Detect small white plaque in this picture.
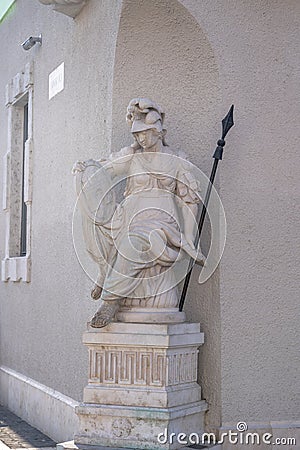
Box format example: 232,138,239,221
49,62,64,100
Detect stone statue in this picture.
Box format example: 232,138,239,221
73,98,204,328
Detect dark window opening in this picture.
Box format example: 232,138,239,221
20,103,28,256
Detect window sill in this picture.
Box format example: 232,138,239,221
1,257,31,282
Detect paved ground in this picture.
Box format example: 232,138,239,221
0,406,56,449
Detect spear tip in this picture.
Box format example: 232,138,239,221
222,104,234,139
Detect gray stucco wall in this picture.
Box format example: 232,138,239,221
0,0,299,435
180,0,300,425
0,0,122,401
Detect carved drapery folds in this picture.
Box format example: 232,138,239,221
38,0,88,18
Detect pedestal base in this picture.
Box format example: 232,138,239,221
116,308,186,324
75,401,207,450
75,322,207,450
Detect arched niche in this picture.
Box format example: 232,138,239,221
110,0,222,431
111,0,220,169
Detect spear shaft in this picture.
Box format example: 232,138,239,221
179,105,234,312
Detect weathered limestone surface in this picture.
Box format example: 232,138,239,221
74,322,207,450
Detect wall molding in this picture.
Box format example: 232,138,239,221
2,63,33,282
38,0,89,18
0,366,79,442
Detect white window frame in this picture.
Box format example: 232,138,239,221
1,62,33,282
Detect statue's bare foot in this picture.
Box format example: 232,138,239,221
91,284,102,300
90,300,119,328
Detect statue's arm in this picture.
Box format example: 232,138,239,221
72,146,134,177
99,146,134,177
182,202,198,248
176,168,205,264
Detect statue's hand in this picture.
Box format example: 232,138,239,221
72,160,86,174
195,250,206,266
182,239,206,266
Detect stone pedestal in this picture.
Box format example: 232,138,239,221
74,321,207,450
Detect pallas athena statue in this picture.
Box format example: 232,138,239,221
73,98,205,328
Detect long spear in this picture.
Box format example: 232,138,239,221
179,105,234,312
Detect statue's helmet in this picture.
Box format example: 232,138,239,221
126,98,165,133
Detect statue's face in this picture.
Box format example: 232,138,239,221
134,129,160,150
